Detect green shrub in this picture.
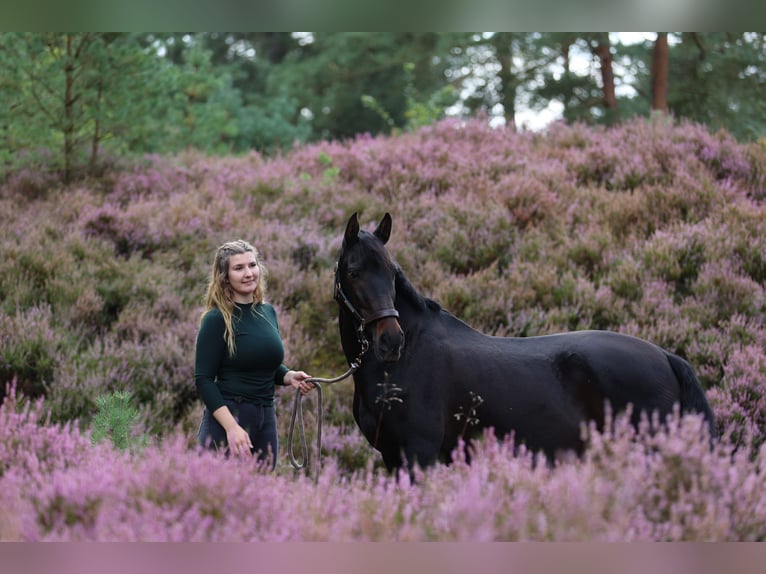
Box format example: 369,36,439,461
90,391,148,451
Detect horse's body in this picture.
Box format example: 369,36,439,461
336,213,716,472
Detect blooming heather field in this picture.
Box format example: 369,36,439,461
1,117,766,540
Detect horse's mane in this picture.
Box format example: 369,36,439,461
394,265,442,313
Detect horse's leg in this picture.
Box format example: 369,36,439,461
380,445,404,473
402,426,443,472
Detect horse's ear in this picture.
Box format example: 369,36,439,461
374,212,392,244
344,212,360,246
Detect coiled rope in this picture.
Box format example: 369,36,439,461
287,360,361,476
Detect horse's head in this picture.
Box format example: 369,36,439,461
336,212,405,362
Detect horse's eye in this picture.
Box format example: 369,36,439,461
347,269,360,280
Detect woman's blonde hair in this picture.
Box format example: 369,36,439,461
201,239,267,356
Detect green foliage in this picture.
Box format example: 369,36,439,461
1,31,766,177
0,33,169,182
360,95,396,130
523,33,604,124
667,33,766,142
156,42,244,154
90,391,147,451
234,90,312,154
271,33,457,140
363,61,458,134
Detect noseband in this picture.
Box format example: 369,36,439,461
334,280,399,330
333,263,399,334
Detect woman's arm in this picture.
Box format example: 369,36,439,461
194,310,228,412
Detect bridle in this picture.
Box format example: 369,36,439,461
333,262,400,341
287,259,400,476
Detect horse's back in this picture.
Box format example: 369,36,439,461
436,327,684,454
514,330,681,415
450,325,678,398
549,330,679,403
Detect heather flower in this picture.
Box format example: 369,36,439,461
3,115,766,540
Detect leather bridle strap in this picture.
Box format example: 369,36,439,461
362,306,400,324
334,281,399,330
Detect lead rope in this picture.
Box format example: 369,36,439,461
287,337,369,480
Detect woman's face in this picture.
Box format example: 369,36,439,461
226,252,260,303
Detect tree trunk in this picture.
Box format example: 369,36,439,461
651,33,669,113
561,38,573,120
64,34,74,185
490,33,517,129
89,79,103,175
595,33,618,119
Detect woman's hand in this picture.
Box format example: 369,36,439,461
284,370,315,395
211,405,253,457
226,424,253,457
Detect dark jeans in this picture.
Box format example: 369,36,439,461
197,400,278,469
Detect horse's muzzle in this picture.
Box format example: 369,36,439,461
373,318,405,362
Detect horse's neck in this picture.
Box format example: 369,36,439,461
394,268,431,314
395,268,479,336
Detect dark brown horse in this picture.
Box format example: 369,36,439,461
335,212,716,472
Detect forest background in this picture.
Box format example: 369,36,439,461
2,32,766,541
1,32,765,184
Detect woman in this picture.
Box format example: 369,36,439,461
195,239,314,467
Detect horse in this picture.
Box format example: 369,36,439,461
334,212,716,473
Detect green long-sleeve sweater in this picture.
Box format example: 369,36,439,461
194,302,290,411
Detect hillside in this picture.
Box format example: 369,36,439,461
1,117,766,540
